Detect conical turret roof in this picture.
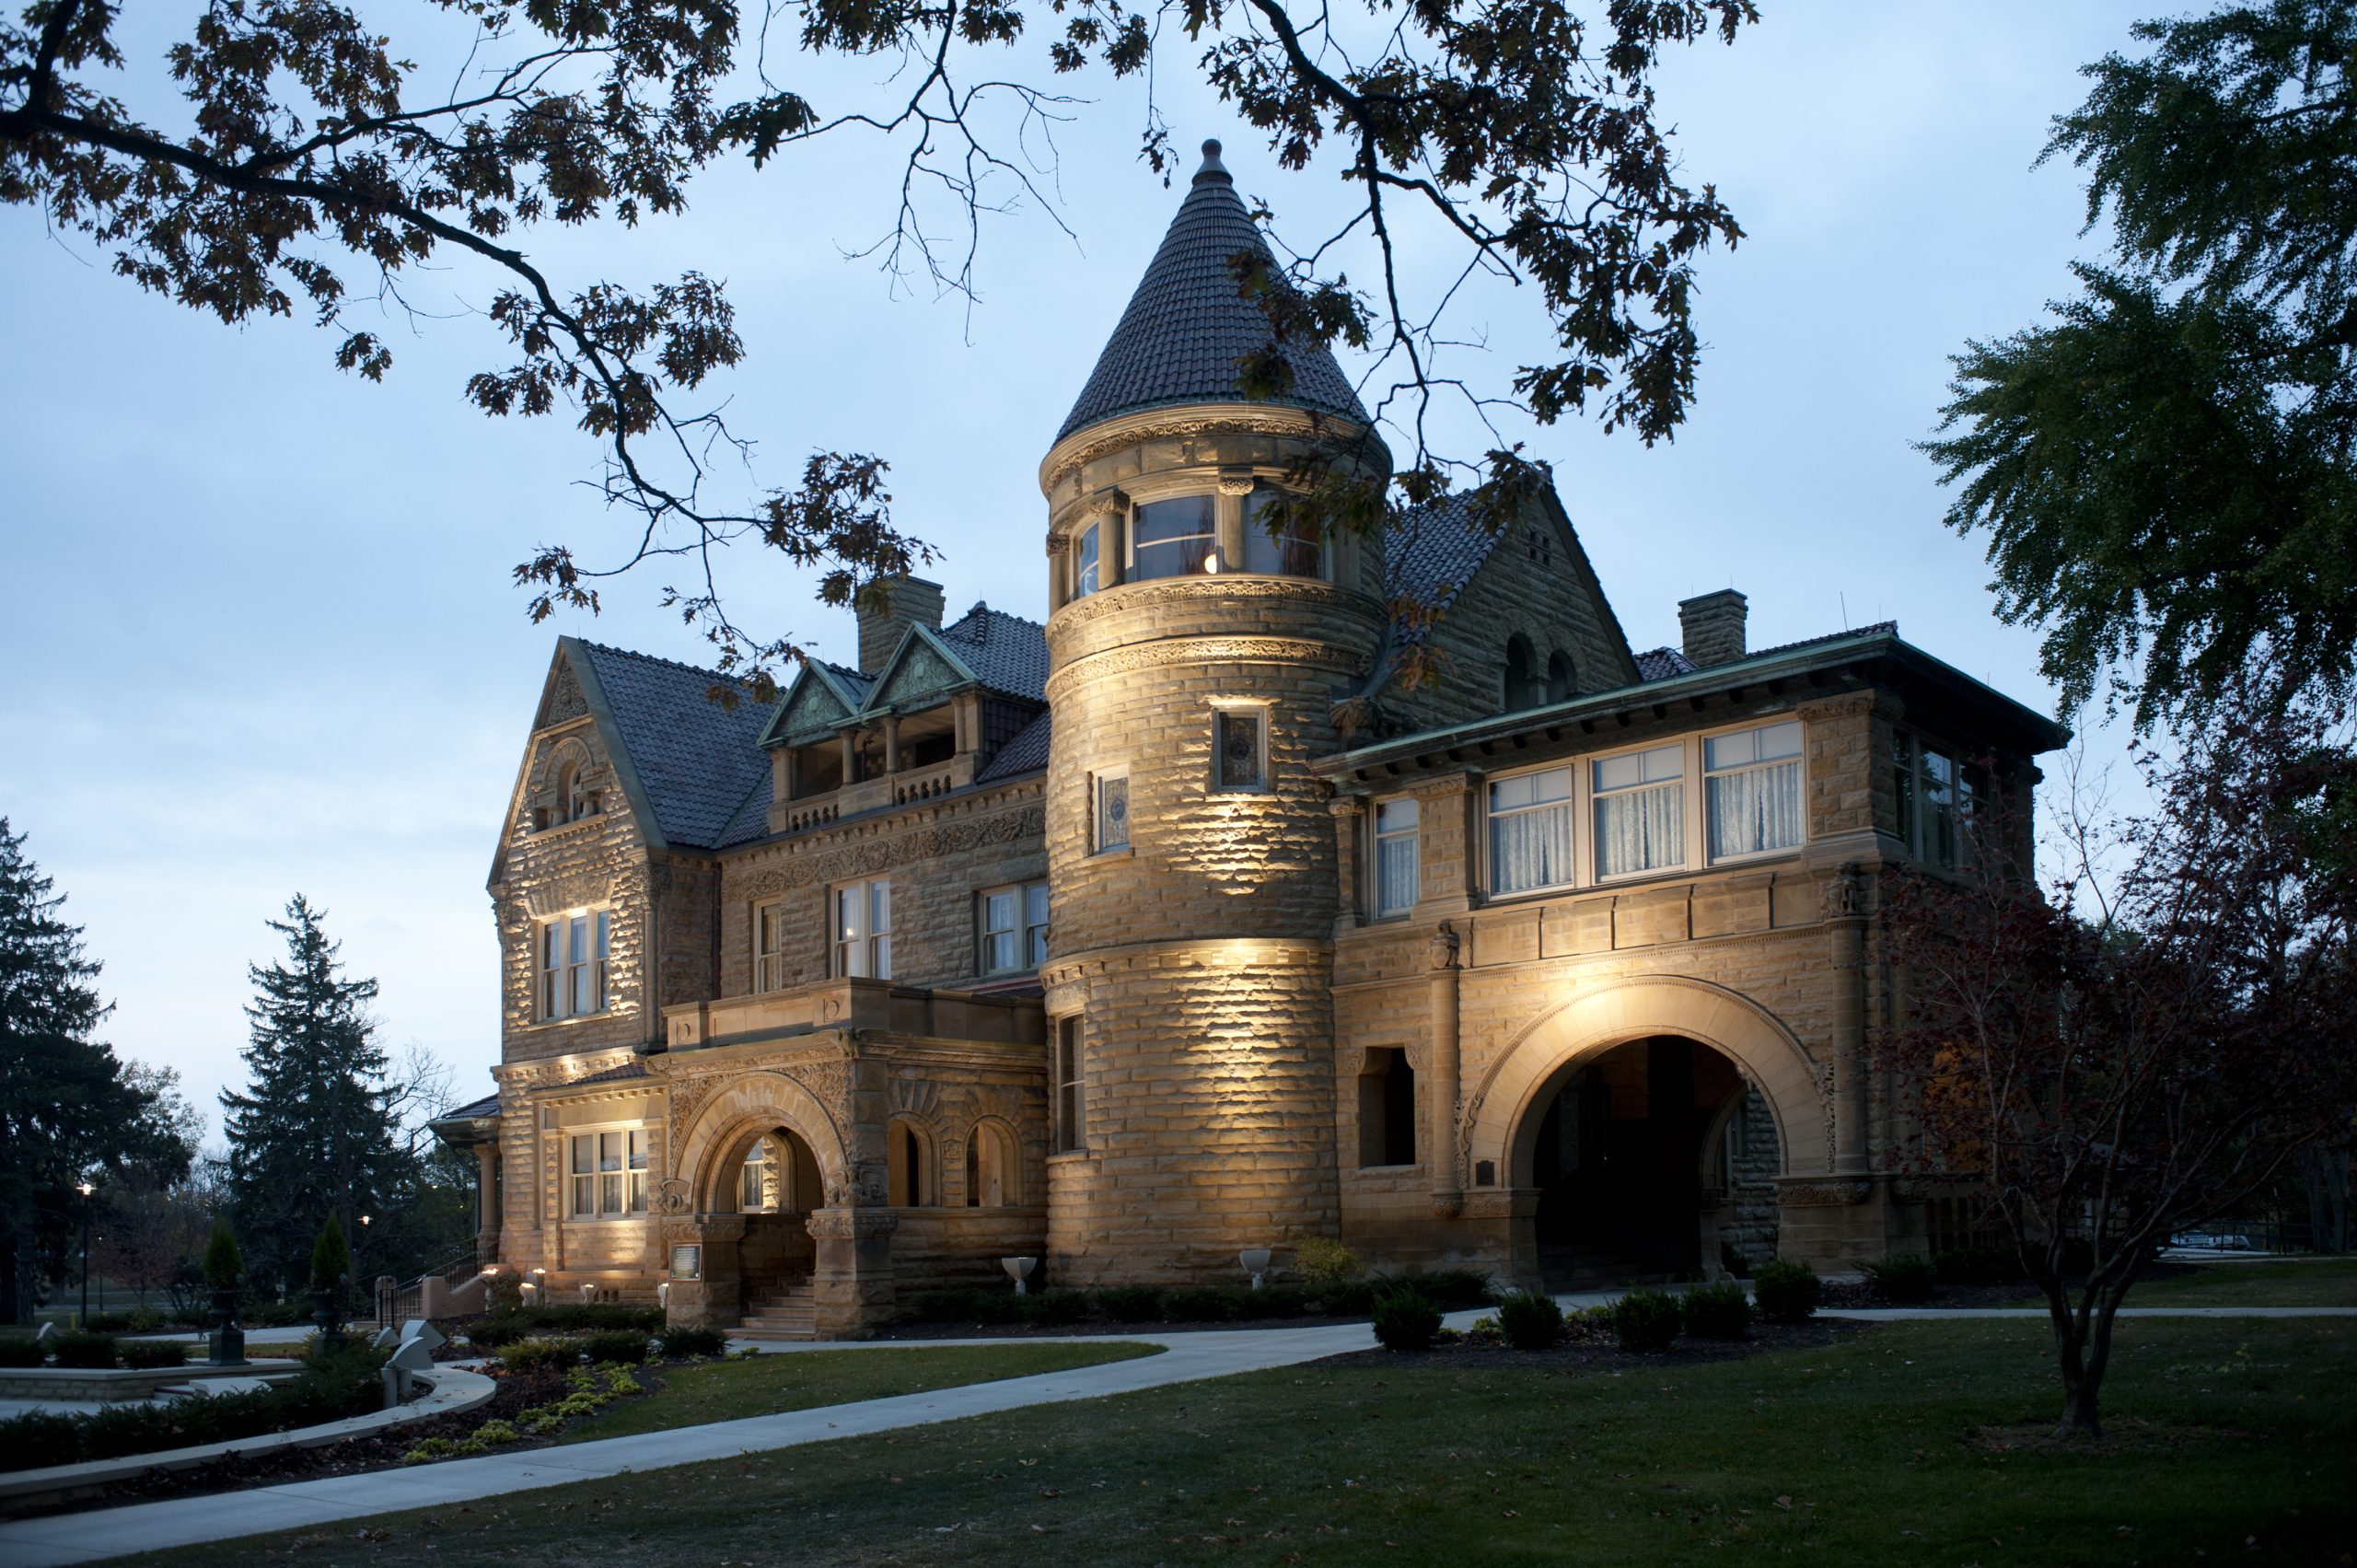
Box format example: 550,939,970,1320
1055,141,1372,444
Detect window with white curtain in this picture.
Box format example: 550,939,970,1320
1374,796,1420,915
1593,743,1686,877
1488,767,1575,895
1705,721,1805,860
569,1128,649,1217
832,878,891,978
538,910,610,1020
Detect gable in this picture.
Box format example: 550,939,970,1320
534,648,590,731
764,668,854,747
866,625,976,714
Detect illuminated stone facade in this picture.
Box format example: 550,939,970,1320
441,144,2065,1336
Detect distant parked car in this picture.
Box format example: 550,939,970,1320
2168,1231,2254,1250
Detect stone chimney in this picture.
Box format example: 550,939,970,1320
856,575,946,674
1678,589,1748,668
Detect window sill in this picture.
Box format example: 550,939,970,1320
1046,1148,1093,1163
562,1214,652,1225
1086,846,1134,862
521,1011,616,1031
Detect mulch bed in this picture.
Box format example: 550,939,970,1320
3,1362,676,1520
1311,1315,1872,1373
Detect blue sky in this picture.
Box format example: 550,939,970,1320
0,3,2153,1133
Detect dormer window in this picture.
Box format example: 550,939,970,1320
1242,489,1324,578
1132,495,1217,579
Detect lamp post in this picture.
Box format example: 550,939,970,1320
75,1181,94,1324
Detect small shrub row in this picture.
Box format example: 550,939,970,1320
1494,1289,1564,1350
1861,1253,1939,1304
1612,1289,1684,1352
119,1340,192,1370
0,1332,184,1371
1371,1289,1444,1352
0,1344,389,1473
902,1271,1488,1328
656,1326,727,1358
1679,1283,1751,1340
464,1305,665,1348
0,1339,41,1368
83,1307,174,1335
1752,1260,1820,1323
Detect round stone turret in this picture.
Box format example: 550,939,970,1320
1037,142,1391,1285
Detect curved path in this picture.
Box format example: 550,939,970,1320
4,1302,2352,1567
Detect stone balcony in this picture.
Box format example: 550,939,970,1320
770,753,979,835
661,976,1045,1055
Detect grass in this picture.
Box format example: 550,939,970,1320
557,1342,1162,1443
2090,1257,2357,1308
128,1317,2353,1565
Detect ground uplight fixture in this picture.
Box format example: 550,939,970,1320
1239,1249,1272,1290
581,1282,595,1304
76,1181,93,1197
1002,1256,1038,1295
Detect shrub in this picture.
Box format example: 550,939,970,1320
1392,1269,1495,1308
0,1338,43,1368
1611,1289,1682,1353
51,1331,118,1369
0,1411,82,1472
1933,1243,2026,1286
1245,1285,1308,1319
1752,1260,1820,1323
1494,1289,1563,1350
1370,1290,1443,1352
1312,1279,1376,1317
87,1313,132,1334
0,1344,389,1470
485,1272,525,1314
244,1299,310,1329
473,1419,521,1444
656,1326,726,1358
1680,1283,1751,1340
119,1340,191,1370
903,1288,1021,1325
124,1306,168,1334
1161,1286,1242,1323
310,1214,352,1292
1096,1286,1165,1323
203,1218,243,1291
1018,1291,1092,1328
1296,1237,1362,1294
1862,1253,1938,1304
579,1330,652,1365
466,1305,667,1346
496,1336,582,1373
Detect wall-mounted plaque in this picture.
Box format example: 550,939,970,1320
668,1244,702,1281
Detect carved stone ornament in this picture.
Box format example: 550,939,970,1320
1040,408,1371,491
1047,637,1367,701
1216,469,1258,496
1045,573,1369,639
735,804,1047,900
1429,921,1462,972
786,1061,855,1117
1778,1179,1874,1208
652,1177,695,1217
537,657,589,730
1818,862,1864,922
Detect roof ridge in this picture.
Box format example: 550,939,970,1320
574,637,753,688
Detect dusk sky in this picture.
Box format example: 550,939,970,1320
0,3,2153,1140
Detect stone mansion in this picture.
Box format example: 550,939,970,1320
433,143,2065,1337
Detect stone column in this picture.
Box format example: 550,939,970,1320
1328,796,1365,935
882,714,902,775
841,730,859,785
473,1143,502,1260
1427,921,1463,1216
807,1207,899,1338
1824,864,1869,1176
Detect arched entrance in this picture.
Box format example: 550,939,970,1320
722,1124,826,1298
1525,1037,1782,1282
667,1072,861,1330
1462,976,1830,1287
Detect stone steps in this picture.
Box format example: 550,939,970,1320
737,1282,818,1341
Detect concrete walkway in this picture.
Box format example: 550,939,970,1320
5,1300,2353,1567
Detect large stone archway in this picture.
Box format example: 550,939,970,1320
663,1071,895,1337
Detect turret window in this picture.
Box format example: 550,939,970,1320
1212,704,1268,792
1132,495,1217,578
1242,489,1324,578
1073,520,1102,597
1092,769,1131,854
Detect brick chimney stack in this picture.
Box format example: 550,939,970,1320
1678,589,1748,668
856,575,946,673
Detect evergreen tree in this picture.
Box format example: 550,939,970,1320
0,818,189,1322
220,897,409,1293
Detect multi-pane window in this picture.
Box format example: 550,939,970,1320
753,901,788,993
981,880,1050,973
1073,519,1102,598
1213,706,1267,792
1375,796,1420,915
1094,769,1130,854
832,878,892,979
538,910,610,1020
1593,743,1686,878
1242,489,1323,577
569,1129,649,1218
1053,1016,1085,1153
1705,721,1805,859
739,1137,773,1213
1894,731,1981,870
1489,767,1575,895
1132,495,1217,578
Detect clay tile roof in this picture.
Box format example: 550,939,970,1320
575,641,773,850
936,604,1050,703
1056,141,1371,444
1634,646,1697,681
976,709,1052,783
1386,492,1507,615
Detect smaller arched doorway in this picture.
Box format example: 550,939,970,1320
723,1125,826,1299
1524,1036,1782,1283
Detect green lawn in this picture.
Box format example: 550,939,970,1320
557,1342,1161,1442
2098,1257,2357,1307
130,1317,2354,1565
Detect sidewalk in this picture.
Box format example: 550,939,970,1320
4,1300,2352,1566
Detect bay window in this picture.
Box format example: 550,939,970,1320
1593,743,1686,877
1489,766,1575,895
1242,489,1324,577
832,877,892,979
1705,720,1805,860
1132,495,1217,578
538,910,610,1020
1073,519,1102,598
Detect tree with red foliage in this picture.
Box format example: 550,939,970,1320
1878,691,2357,1438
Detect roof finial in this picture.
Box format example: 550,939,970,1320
1193,138,1231,186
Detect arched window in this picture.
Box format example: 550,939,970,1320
1503,636,1536,712
550,745,598,824
964,1120,1019,1207
740,1135,776,1214
888,1120,933,1207
1546,651,1574,703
